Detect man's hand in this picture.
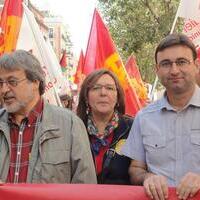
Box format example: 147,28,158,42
143,174,168,200
176,172,200,200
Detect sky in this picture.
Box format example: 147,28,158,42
31,0,97,56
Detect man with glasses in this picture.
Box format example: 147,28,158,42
0,50,96,184
122,33,200,200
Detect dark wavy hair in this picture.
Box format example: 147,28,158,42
77,69,125,125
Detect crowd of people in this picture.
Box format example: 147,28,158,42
0,33,200,200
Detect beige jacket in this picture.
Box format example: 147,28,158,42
0,102,97,183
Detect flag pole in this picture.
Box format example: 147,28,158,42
149,0,182,101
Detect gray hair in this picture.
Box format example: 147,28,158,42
0,50,45,95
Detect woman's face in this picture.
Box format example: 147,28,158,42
88,74,118,116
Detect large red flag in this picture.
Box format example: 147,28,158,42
60,50,67,72
83,9,141,116
74,50,85,85
125,55,148,106
0,0,23,55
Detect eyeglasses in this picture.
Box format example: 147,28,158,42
158,58,193,69
0,78,27,89
90,84,117,92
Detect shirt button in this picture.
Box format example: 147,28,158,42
15,172,19,176
28,124,31,127
17,151,21,155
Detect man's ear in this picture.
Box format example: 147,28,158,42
32,79,40,91
194,58,200,72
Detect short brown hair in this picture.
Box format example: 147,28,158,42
155,33,197,63
77,69,125,125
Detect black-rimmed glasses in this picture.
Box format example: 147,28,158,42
0,78,27,89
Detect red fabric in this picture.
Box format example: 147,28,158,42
0,184,198,200
83,9,141,116
7,99,43,183
74,50,85,84
0,0,23,55
7,0,23,17
125,55,147,106
125,55,142,79
59,50,67,68
91,132,114,175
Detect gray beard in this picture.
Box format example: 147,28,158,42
3,101,26,113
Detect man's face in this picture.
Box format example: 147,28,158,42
156,45,199,94
0,68,40,114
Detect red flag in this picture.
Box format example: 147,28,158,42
74,50,85,85
60,50,67,72
125,55,148,106
83,9,141,116
0,0,23,55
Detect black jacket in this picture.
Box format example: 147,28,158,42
94,115,133,185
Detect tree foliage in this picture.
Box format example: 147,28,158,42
97,0,182,83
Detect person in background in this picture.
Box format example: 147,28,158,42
77,69,133,184
0,50,97,184
59,93,73,110
122,33,200,200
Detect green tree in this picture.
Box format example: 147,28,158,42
97,0,181,83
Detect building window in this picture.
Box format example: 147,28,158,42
49,28,54,38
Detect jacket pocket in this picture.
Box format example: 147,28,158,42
41,150,71,183
42,150,70,164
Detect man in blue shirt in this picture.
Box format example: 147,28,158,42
122,33,200,200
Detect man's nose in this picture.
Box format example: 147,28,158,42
1,82,11,93
170,62,180,74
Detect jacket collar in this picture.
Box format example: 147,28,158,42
112,116,132,145
0,101,60,140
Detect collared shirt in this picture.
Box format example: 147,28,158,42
121,86,200,187
7,99,43,183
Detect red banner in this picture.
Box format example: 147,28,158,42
0,184,200,200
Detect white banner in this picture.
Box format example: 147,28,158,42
182,19,200,50
17,4,69,105
177,0,200,21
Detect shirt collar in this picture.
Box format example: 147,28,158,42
160,85,200,111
